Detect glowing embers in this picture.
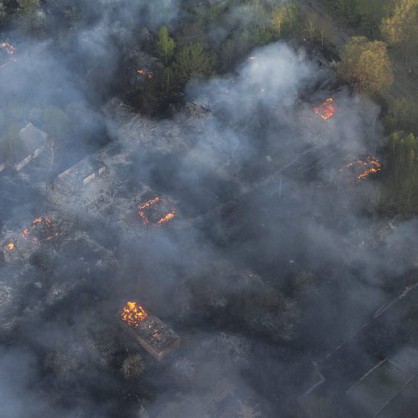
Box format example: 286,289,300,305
120,301,148,328
345,156,383,180
0,40,17,68
4,241,15,252
136,68,154,79
137,196,176,225
313,98,335,120
22,217,60,243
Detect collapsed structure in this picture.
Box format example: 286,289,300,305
22,216,60,244
313,98,335,120
345,155,383,180
119,301,180,361
14,123,48,172
137,196,176,225
57,155,106,188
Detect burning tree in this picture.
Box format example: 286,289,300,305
137,196,176,225
313,98,335,120
22,217,60,243
345,156,383,180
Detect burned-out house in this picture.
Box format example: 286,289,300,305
14,122,48,172
124,48,161,92
57,155,106,188
119,301,180,361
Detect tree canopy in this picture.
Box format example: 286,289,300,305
381,0,418,62
338,36,394,96
174,43,216,83
155,26,175,65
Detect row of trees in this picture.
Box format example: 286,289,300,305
384,132,418,216
143,1,338,106
321,0,418,215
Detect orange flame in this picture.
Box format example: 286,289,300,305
136,69,154,79
6,242,15,251
313,98,335,120
120,301,148,327
346,155,382,180
138,197,176,225
22,217,59,242
158,211,176,224
138,197,160,210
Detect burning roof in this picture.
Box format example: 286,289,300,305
137,196,176,225
313,98,335,120
22,216,60,244
345,156,383,180
119,301,180,360
120,301,148,327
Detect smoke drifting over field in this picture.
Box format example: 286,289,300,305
1,1,417,418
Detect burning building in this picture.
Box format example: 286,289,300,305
22,216,60,244
313,98,335,120
137,196,176,225
119,301,180,361
345,155,383,180
124,48,161,91
13,123,48,172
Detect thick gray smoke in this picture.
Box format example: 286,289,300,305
0,1,417,418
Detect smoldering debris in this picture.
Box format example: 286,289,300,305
0,2,417,418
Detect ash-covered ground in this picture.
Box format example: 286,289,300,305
1,2,418,418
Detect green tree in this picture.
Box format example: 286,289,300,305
270,2,300,39
18,0,45,36
385,97,418,134
338,36,393,96
301,11,335,46
381,0,418,63
174,43,216,83
155,26,175,65
385,131,418,215
219,38,236,71
161,65,175,95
